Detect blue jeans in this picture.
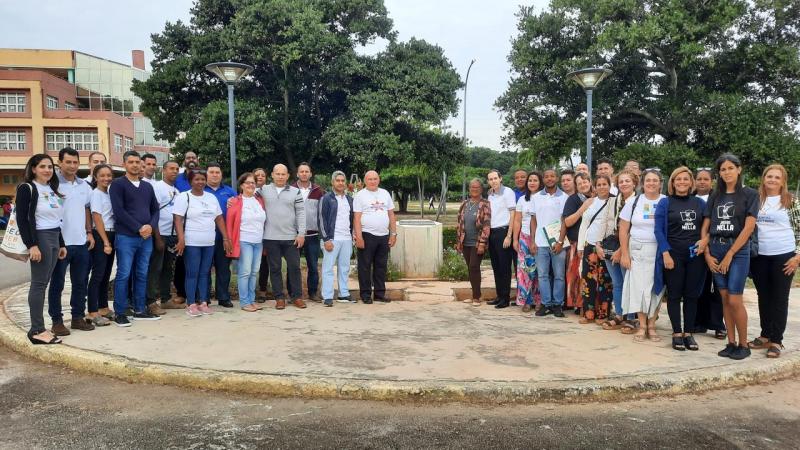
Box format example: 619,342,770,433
535,246,566,307
113,234,153,315
48,243,91,322
604,259,633,319
237,242,262,306
710,242,750,295
321,240,352,300
208,237,231,302
184,245,214,305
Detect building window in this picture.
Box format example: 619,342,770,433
45,130,99,151
46,96,58,110
0,93,26,113
0,131,26,150
65,102,76,110
2,175,20,185
114,134,122,153
124,136,132,153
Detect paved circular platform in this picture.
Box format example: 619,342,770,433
1,278,798,403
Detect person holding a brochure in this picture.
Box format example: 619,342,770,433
529,169,570,317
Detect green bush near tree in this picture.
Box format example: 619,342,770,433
437,248,469,281
442,227,458,251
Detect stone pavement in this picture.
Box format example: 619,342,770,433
1,271,798,403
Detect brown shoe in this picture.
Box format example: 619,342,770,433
161,299,186,309
522,304,532,313
70,318,95,331
148,303,167,316
310,295,323,303
276,299,286,310
293,298,307,309
51,322,71,336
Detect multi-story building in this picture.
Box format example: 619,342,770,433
0,48,171,196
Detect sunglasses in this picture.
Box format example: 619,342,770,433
644,167,661,173
696,167,712,172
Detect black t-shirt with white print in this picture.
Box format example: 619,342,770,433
704,187,759,238
667,194,703,254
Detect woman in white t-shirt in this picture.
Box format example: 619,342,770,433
87,164,115,326
174,169,231,317
226,172,267,312
749,164,800,358
512,172,542,311
576,175,614,324
619,169,666,342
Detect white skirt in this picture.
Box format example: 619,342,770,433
621,238,664,318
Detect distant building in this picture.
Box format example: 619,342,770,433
0,48,171,195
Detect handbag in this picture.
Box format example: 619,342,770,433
601,195,640,259
0,184,32,262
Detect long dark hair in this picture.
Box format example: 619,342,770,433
91,164,114,189
709,153,743,206
524,171,543,202
23,154,62,197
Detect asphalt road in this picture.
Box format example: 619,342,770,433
0,259,29,290
1,345,798,449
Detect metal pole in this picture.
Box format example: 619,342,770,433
227,83,237,187
462,59,475,201
585,89,593,173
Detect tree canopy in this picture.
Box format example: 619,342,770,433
496,0,800,178
132,0,464,179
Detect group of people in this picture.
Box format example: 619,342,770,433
18,149,398,346
456,156,799,360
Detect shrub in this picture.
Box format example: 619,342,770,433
386,259,404,281
437,248,469,281
442,226,458,250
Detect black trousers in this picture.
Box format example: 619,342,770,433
174,255,186,298
663,251,705,334
695,268,725,332
751,252,794,345
264,240,302,300
488,227,514,302
462,246,483,299
259,251,271,292
357,232,390,300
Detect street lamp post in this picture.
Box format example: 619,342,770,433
205,61,254,186
567,67,612,172
462,58,476,201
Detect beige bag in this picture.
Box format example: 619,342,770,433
1,185,31,262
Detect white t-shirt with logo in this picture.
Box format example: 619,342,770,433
353,188,394,236
90,188,114,231
239,196,266,244
173,191,222,247
58,176,92,246
620,194,666,243
32,181,64,230
153,180,179,236
757,196,796,256
334,193,352,241
530,189,569,247
488,186,517,228
515,196,534,236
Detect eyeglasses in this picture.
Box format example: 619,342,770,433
644,167,661,173
241,181,256,185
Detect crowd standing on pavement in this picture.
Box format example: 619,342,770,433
11,148,800,361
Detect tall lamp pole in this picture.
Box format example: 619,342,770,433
205,61,254,186
567,67,612,172
462,58,477,200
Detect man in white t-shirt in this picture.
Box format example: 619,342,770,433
141,153,158,184
48,147,95,335
319,170,354,306
84,151,106,183
530,169,570,317
146,161,182,312
353,170,396,303
486,169,517,308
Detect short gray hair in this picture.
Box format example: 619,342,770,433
331,170,346,181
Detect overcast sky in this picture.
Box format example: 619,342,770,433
3,0,548,150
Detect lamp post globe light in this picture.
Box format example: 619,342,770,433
205,61,254,186
567,67,612,172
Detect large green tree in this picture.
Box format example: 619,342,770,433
133,0,462,180
496,0,800,178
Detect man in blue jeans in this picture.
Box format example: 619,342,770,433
530,169,569,317
204,163,236,307
289,162,324,301
109,150,161,326
48,147,95,335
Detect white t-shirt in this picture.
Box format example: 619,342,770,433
142,177,155,185
515,196,534,236
90,189,114,231
58,176,92,246
32,181,64,230
173,191,222,247
334,193,352,241
620,194,665,243
240,196,266,244
354,188,394,236
757,196,796,256
585,197,609,245
696,194,709,202
530,189,569,247
153,180,179,236
488,186,516,228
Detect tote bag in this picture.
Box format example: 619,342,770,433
0,204,30,262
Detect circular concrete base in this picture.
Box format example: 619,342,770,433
2,283,798,403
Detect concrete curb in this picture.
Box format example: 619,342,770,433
2,284,799,404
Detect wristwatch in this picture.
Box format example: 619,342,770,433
390,232,398,236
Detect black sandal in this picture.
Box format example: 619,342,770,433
672,335,686,351
766,345,783,359
683,335,699,351
714,330,726,340
27,330,62,345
